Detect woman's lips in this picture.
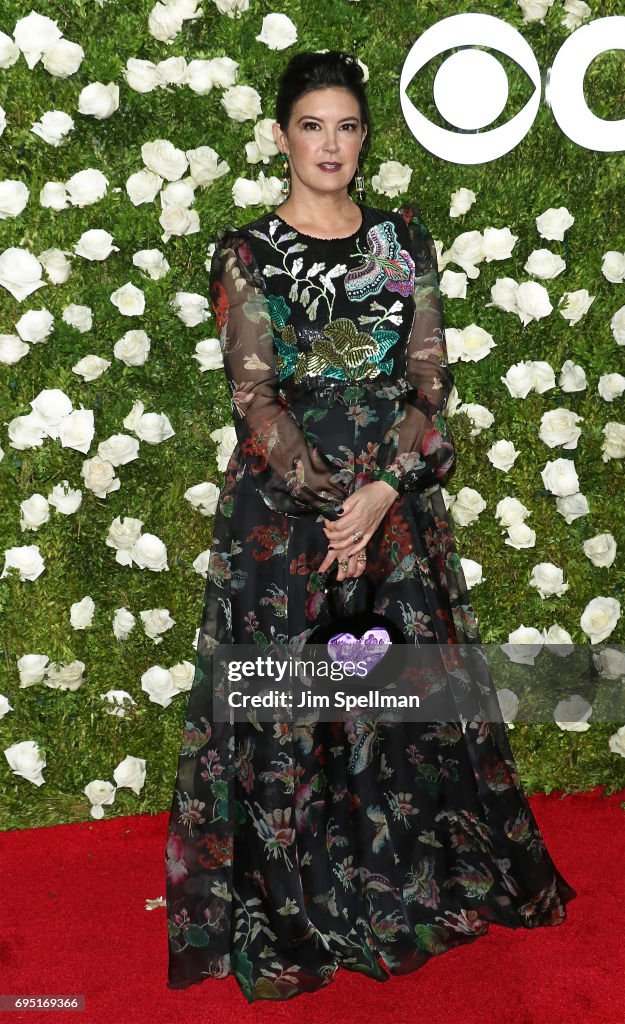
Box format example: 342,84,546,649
318,163,342,172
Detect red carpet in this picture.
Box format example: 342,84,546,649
1,786,623,1024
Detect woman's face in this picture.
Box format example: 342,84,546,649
272,86,367,198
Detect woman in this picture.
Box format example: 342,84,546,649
165,49,576,1002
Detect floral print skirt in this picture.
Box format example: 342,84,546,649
165,388,577,1003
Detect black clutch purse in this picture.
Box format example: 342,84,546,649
306,565,407,689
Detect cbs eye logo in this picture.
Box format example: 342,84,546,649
400,12,625,163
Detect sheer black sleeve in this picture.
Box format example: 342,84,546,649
370,202,456,494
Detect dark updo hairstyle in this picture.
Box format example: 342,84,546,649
275,50,372,185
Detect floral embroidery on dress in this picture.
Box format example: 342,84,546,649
344,220,415,301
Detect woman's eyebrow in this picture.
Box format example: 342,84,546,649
295,115,360,123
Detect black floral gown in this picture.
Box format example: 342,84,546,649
165,201,577,1002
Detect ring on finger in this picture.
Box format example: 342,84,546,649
356,552,366,563
339,558,348,570
353,531,363,543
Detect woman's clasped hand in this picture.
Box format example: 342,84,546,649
318,479,399,579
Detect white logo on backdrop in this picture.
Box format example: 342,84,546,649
400,13,625,162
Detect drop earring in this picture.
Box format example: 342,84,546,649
280,152,290,197
354,148,365,202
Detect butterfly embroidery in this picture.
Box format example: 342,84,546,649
344,220,415,302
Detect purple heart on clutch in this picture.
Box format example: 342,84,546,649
327,628,392,675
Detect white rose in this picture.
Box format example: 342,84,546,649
205,55,239,88
148,2,185,43
487,439,520,472
486,277,519,313
126,169,163,205
140,608,175,641
185,59,219,94
529,562,569,599
39,247,72,284
504,523,536,549
1,545,45,582
555,491,589,524
559,288,594,326
0,180,29,219
562,0,592,32
449,487,487,527
610,305,625,345
6,411,46,447
106,518,144,562
170,660,195,692
48,480,82,514
194,338,223,371
501,626,544,665
608,725,625,758
78,82,119,119
598,373,625,402
440,269,467,299
524,248,566,279
602,422,625,461
593,647,625,680
444,231,485,279
110,282,145,316
141,665,178,707
15,308,54,344
30,388,72,432
0,335,29,364
456,401,491,434
245,118,280,164
101,689,137,715
449,187,475,217
536,205,574,241
210,425,237,470
583,533,617,568
221,85,262,122
371,160,412,199
142,139,188,180
482,226,517,262
57,409,95,454
114,329,152,366
131,533,169,572
84,779,116,818
73,355,109,383
133,250,170,280
20,494,50,531
257,171,282,206
125,58,160,93
529,360,557,394
500,361,534,399
580,596,620,644
495,496,531,527
559,359,587,393
31,110,74,146
184,481,221,515
232,177,264,206
0,247,46,301
160,179,196,209
541,457,579,496
460,557,483,588
601,250,625,284
41,38,84,78
539,408,583,449
74,229,119,261
40,181,69,208
543,624,575,648
460,323,495,362
213,0,250,16
63,303,92,332
14,12,62,68
4,739,46,786
186,146,229,187
70,596,95,629
113,755,146,795
81,456,120,498
554,695,592,732
66,168,108,207
131,412,175,445
0,31,20,68
444,327,464,364
172,291,210,327
155,56,188,87
255,13,298,50
17,654,49,687
97,433,140,467
112,609,137,641
159,205,200,242
515,281,553,325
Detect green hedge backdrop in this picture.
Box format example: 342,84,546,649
1,0,624,831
